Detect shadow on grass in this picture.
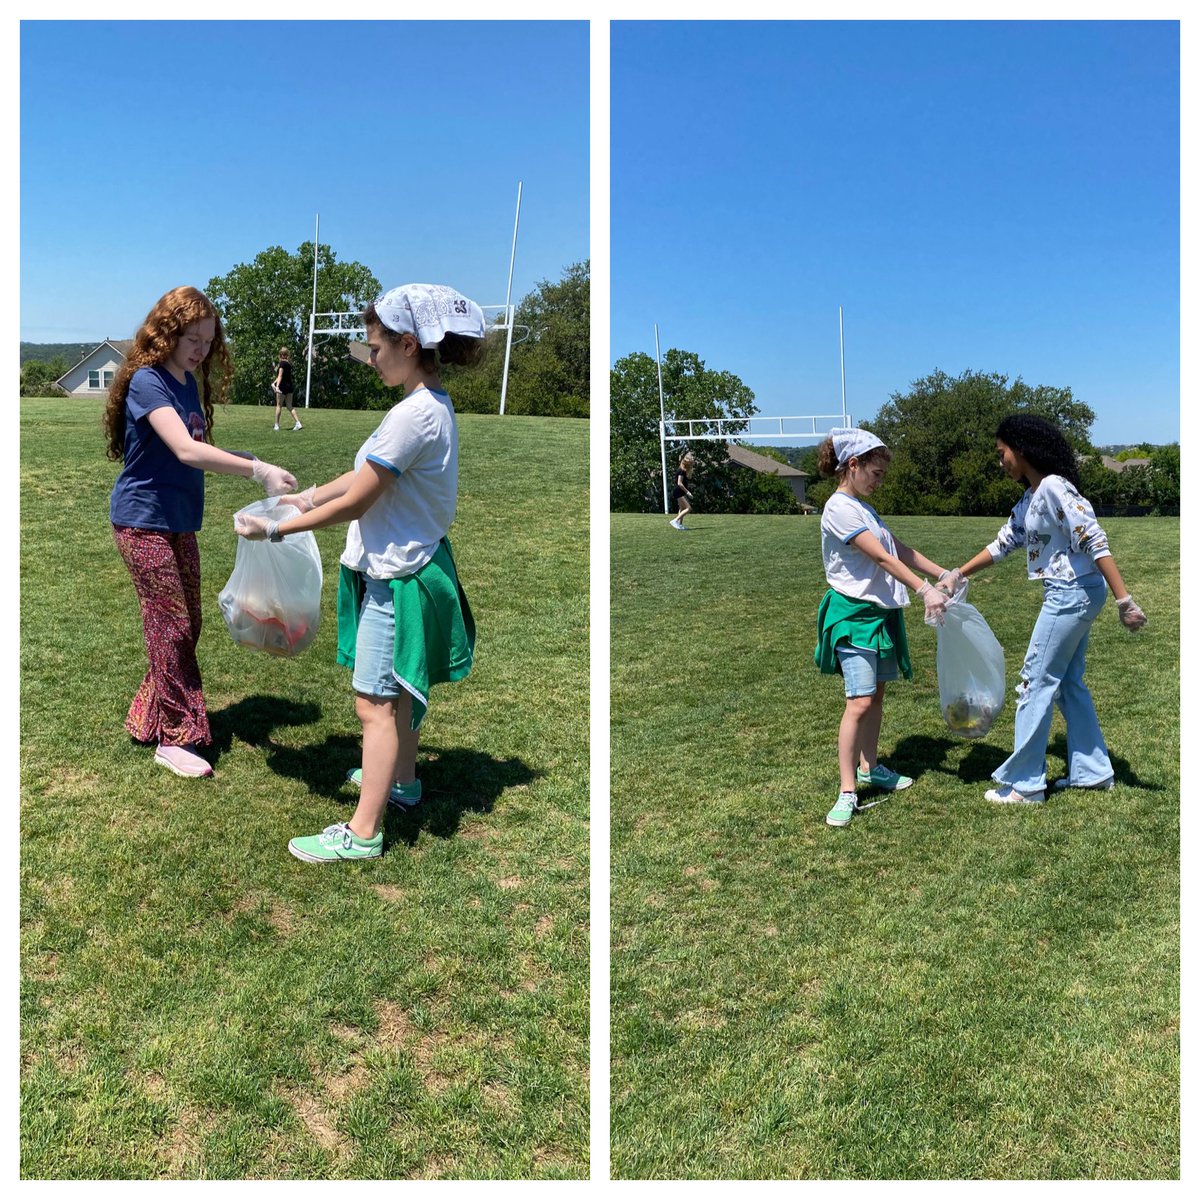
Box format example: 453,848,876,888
207,696,539,840
207,694,323,758
380,745,540,847
890,731,1164,792
888,734,978,781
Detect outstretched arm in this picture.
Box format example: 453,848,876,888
238,461,392,539
850,529,949,622
893,537,945,580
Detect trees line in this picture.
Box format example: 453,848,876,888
21,247,589,419
611,355,1179,517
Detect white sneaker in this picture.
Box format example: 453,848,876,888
984,784,1045,804
273,424,279,431
293,421,303,430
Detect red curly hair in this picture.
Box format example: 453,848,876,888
103,286,233,462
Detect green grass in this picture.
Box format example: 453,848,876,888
610,511,1178,1179
20,398,588,1180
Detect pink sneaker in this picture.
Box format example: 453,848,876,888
154,744,214,778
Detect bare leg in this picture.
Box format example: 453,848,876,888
837,694,875,793
857,683,886,772
392,692,419,786
349,693,400,839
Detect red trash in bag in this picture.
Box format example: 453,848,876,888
219,500,323,657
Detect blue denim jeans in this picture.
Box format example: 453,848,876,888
993,576,1113,794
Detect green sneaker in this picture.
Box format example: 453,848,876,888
288,823,383,863
345,768,422,809
826,792,857,827
856,763,913,791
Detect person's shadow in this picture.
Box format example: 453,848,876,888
208,695,537,844
889,731,1162,791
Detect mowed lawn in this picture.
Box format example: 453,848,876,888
20,398,589,1180
611,511,1178,1179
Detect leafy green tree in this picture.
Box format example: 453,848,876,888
1147,443,1180,511
865,369,1097,516
20,356,69,397
206,243,383,409
610,347,758,512
445,261,589,417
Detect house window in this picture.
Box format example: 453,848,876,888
88,370,100,389
102,370,114,388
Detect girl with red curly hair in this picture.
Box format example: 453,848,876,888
105,286,297,778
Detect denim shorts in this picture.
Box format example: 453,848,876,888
351,576,403,698
836,643,899,698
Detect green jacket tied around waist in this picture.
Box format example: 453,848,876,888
337,538,476,729
814,588,912,680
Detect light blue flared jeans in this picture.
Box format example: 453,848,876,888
993,575,1113,795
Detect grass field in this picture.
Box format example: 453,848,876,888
610,511,1179,1179
20,398,589,1180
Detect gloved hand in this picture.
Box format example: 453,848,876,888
250,459,297,496
279,486,317,513
234,512,279,541
936,568,965,597
917,581,949,626
1116,596,1147,630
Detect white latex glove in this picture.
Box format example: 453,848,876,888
917,581,950,627
250,459,297,496
279,485,317,513
1116,596,1147,630
937,568,966,597
234,512,278,541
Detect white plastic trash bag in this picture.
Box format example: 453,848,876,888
219,499,322,657
927,584,1005,739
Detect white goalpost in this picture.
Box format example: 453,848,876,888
303,182,529,411
656,307,853,513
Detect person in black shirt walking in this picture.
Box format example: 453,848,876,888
272,348,303,431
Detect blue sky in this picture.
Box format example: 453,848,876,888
20,20,589,344
612,20,1180,447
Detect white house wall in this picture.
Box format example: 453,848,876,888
59,350,123,396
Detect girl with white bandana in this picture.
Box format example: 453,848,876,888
236,284,486,862
938,413,1146,805
813,428,950,828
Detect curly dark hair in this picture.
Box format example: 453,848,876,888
995,413,1080,487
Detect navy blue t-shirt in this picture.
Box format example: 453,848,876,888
109,366,207,532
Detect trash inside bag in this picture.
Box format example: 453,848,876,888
219,500,322,657
929,583,1005,739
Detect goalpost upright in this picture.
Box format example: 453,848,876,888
303,183,527,411
656,306,853,514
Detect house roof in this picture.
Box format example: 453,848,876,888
1099,455,1151,472
54,338,137,385
725,444,808,477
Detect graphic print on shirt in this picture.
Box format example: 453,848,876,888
187,411,206,441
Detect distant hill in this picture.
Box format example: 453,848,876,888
21,342,94,366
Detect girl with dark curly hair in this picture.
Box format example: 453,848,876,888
106,286,296,778
938,413,1147,804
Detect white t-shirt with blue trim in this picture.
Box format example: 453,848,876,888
819,491,909,608
340,386,458,579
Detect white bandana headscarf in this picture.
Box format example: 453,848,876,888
831,427,887,467
373,284,486,348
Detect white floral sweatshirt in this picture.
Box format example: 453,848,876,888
987,474,1112,582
